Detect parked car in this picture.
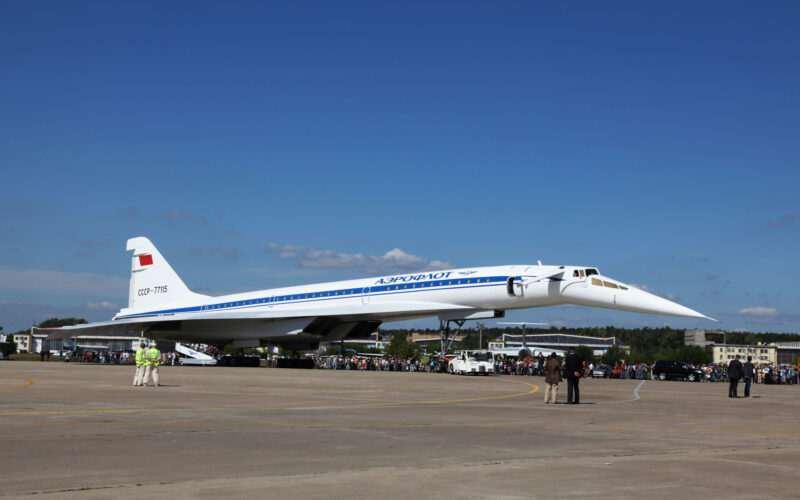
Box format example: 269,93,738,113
652,360,704,382
591,364,611,378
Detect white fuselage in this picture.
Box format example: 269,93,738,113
51,237,712,349
117,265,565,321
110,264,708,346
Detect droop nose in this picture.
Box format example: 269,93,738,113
615,285,712,319
560,276,715,320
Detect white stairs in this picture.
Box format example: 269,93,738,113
175,343,217,366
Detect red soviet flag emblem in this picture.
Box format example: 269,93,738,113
139,254,154,266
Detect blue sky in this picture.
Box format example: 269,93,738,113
1,1,798,333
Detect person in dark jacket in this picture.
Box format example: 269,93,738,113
742,356,755,397
563,347,583,404
543,353,562,404
727,355,743,398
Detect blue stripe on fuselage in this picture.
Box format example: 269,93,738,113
115,275,513,319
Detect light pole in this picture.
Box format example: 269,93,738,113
476,321,486,350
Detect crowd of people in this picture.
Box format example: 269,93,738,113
183,343,220,358
39,345,800,387
315,355,434,372
311,351,800,387
53,348,181,366
696,362,799,385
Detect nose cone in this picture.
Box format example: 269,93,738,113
560,276,715,320
617,286,712,320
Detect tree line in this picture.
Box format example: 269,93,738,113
378,325,800,365
5,319,798,366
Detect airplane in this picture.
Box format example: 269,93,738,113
495,321,556,359
47,237,715,350
490,347,566,359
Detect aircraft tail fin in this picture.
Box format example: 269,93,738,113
121,237,208,314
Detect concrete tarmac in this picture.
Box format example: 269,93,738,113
1,362,798,499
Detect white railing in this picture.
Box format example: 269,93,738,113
175,343,216,365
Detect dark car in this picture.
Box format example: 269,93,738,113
652,360,704,382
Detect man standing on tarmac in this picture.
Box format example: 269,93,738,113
728,354,743,398
743,356,755,397
133,342,147,386
144,341,161,387
564,347,583,404
543,353,562,404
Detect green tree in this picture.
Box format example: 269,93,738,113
625,348,652,365
37,318,87,328
601,345,624,366
385,335,420,359
458,332,480,350
574,345,595,365
676,345,712,365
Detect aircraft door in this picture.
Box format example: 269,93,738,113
361,286,371,305
506,276,524,297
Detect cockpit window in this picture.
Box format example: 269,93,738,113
585,269,599,276
579,269,585,278
602,281,619,289
592,278,602,286
573,270,579,277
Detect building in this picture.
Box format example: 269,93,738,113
711,343,776,365
408,331,468,350
321,332,390,352
489,333,626,357
684,329,723,347
21,328,145,354
13,333,33,353
774,342,800,365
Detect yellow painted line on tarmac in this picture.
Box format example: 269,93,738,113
0,377,34,391
0,379,538,416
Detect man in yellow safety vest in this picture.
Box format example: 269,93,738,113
144,341,161,387
133,341,148,386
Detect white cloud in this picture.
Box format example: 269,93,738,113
87,301,120,310
0,269,128,295
267,244,451,274
722,306,800,327
0,300,118,332
733,306,782,317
